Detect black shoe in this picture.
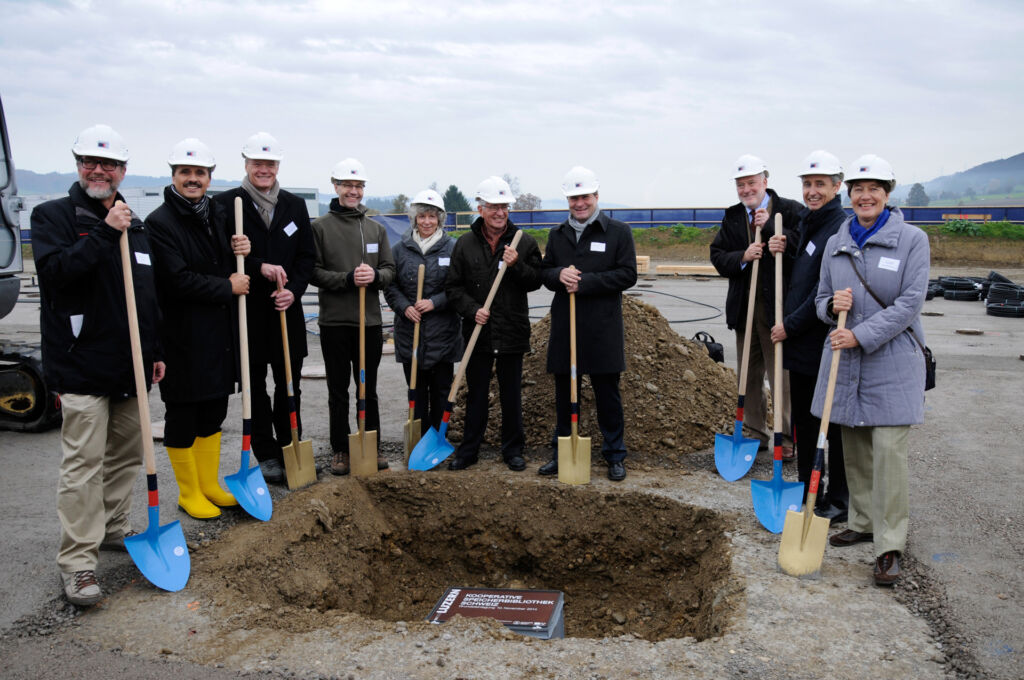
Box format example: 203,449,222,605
447,455,478,471
607,461,626,481
538,459,558,476
814,503,848,526
504,455,526,471
259,459,285,483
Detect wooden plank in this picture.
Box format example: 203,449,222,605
654,264,718,275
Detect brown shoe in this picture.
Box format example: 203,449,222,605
377,455,389,470
874,551,901,586
829,529,874,547
331,451,350,476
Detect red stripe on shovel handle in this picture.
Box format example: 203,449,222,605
441,405,452,424
773,432,783,462
289,411,298,430
146,473,159,508
571,401,579,423
736,395,745,422
809,468,821,495
809,446,826,494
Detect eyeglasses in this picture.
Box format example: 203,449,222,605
333,181,365,189
481,204,509,213
77,156,124,171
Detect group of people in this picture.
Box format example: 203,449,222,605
712,151,930,586
33,125,637,606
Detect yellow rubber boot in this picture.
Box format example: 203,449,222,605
193,432,238,507
166,446,221,519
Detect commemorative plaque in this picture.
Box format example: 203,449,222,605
427,587,565,639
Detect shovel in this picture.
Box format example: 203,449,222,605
408,230,524,471
349,285,379,476
116,212,189,592
224,197,272,521
751,239,803,532
557,276,591,485
277,280,317,489
778,310,847,577
715,220,764,481
403,264,426,463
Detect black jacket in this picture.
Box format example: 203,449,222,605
781,195,847,375
146,187,239,403
541,212,637,374
383,228,463,369
445,218,542,355
211,186,314,359
33,183,161,397
709,188,805,329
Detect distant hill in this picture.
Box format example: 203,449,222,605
15,168,237,195
893,151,1024,203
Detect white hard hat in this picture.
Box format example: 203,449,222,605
167,138,216,169
732,154,768,179
561,166,599,197
72,124,129,162
331,158,368,182
410,188,445,211
241,132,283,161
845,154,896,184
797,149,843,178
474,176,516,204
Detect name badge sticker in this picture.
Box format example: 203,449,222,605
134,252,151,265
70,314,84,338
283,222,298,237
878,257,900,272
805,241,816,256
439,257,450,267
367,243,379,253
591,241,606,252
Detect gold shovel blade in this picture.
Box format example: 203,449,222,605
349,430,379,477
282,439,317,490
403,419,422,462
557,435,591,485
777,508,830,577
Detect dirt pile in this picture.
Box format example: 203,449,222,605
192,474,733,642
449,296,736,460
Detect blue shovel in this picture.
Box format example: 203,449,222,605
409,230,523,471
224,197,272,520
116,218,189,592
715,221,764,481
750,242,803,532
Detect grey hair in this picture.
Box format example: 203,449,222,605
831,173,843,184
408,203,446,228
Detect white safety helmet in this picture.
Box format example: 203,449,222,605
331,158,368,182
732,154,768,179
845,154,896,184
474,176,516,204
72,124,129,162
797,150,843,178
241,132,283,161
561,166,599,197
411,188,445,211
167,138,216,169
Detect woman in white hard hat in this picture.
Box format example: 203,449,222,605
811,154,930,586
384,190,463,437
768,150,849,523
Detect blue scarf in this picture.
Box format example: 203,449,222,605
849,207,890,248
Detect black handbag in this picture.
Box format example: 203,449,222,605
692,331,725,363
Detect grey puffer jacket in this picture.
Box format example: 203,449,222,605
810,207,930,427
383,228,463,369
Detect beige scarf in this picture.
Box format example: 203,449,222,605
241,176,280,228
412,227,444,254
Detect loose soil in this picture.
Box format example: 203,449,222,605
449,296,737,460
191,474,733,642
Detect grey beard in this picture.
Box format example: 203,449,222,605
79,178,118,201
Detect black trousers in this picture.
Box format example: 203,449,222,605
457,352,524,461
162,397,229,449
320,324,382,454
550,372,627,463
790,369,848,507
249,340,304,463
402,361,454,434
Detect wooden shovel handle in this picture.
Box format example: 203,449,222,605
773,214,783,434
817,310,847,436
234,198,251,421
737,222,763,394
446,230,524,403
569,266,578,405
358,286,366,402
409,264,425,392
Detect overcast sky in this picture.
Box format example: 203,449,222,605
2,0,1022,206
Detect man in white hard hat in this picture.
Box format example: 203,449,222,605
538,167,637,481
212,132,315,484
710,154,804,456
32,124,165,605
310,158,395,475
146,139,252,519
445,176,542,471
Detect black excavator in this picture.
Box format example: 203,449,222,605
0,94,61,432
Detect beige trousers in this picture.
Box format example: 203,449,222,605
57,393,142,573
841,425,910,557
734,298,792,445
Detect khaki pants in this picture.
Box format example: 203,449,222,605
57,394,142,573
841,425,910,557
734,299,792,445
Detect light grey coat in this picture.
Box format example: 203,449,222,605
810,207,930,427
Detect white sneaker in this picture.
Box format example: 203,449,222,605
60,570,102,606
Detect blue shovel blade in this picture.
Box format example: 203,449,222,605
125,506,190,592
225,458,272,522
714,423,760,482
751,475,805,534
408,425,454,471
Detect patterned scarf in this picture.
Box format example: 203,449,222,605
169,185,211,232
241,175,280,228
